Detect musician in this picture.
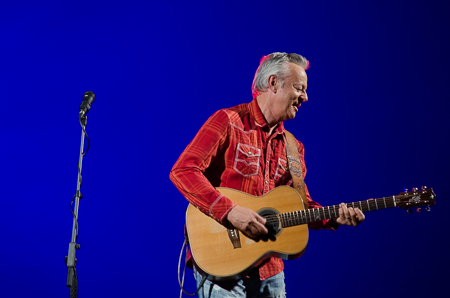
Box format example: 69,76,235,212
170,52,365,297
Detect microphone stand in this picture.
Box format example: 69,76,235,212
65,114,89,298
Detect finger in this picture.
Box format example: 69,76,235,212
343,204,358,226
341,203,352,220
256,213,267,225
346,207,358,226
247,223,259,237
337,203,346,223
338,203,346,218
347,207,356,218
354,208,365,222
252,218,268,234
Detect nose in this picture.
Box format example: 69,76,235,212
300,92,308,103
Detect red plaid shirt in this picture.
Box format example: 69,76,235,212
170,98,338,280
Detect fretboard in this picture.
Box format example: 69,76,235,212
278,196,397,228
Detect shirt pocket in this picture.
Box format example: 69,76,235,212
233,143,261,177
274,158,292,185
274,158,288,179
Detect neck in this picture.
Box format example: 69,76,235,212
267,196,399,228
256,94,278,128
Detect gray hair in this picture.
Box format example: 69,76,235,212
251,52,309,98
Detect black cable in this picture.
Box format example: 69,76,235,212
79,118,90,156
178,240,207,296
70,195,78,240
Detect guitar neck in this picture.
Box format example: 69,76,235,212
278,196,397,228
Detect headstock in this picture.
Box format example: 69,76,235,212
395,186,436,212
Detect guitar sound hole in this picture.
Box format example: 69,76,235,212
258,208,282,241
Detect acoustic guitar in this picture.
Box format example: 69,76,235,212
185,186,436,282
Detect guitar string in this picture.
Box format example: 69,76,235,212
261,199,395,225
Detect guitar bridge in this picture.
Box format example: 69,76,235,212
227,228,241,249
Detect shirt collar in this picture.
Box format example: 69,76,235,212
249,98,285,134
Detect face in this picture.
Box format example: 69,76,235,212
271,63,308,122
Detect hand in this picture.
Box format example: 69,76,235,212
227,205,268,240
335,203,365,226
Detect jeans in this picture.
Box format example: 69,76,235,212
194,268,286,298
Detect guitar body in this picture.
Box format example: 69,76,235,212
185,186,309,281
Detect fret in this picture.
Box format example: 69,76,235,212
368,200,371,211
383,197,386,209
374,199,378,210
392,196,396,207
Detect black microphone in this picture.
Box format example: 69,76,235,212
79,91,95,117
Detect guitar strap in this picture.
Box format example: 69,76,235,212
284,130,309,209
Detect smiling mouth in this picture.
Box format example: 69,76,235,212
293,105,299,112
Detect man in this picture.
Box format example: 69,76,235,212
170,52,365,297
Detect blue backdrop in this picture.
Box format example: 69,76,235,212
1,1,448,297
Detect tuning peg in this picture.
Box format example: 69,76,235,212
416,207,421,213
404,188,408,192
426,206,431,212
421,186,427,190
407,208,412,214
412,187,418,192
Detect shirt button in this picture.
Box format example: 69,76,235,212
248,151,252,155
265,180,268,184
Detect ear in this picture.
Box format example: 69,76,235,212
267,75,278,93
